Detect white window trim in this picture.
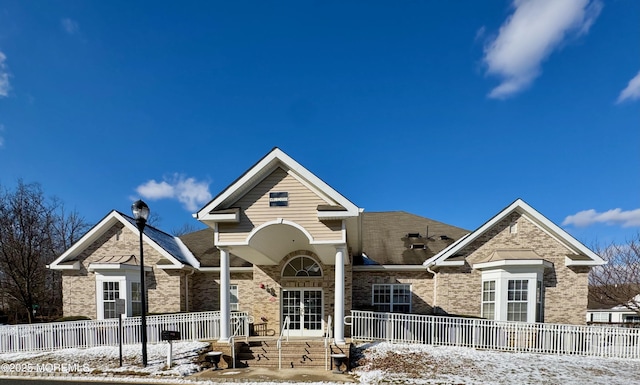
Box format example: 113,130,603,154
95,271,140,319
481,267,544,323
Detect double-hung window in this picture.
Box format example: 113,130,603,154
372,284,411,313
103,281,119,319
481,281,496,320
507,280,528,322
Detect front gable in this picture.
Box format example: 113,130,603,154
217,166,343,243
424,199,603,324
49,211,198,271
196,148,362,258
196,148,360,228
425,199,605,269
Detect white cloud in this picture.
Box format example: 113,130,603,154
61,18,79,35
616,70,640,103
562,208,640,228
0,51,10,97
135,174,212,212
483,0,602,99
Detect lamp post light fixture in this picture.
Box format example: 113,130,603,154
132,199,150,367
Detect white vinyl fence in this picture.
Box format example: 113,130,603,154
346,310,640,359
0,311,250,354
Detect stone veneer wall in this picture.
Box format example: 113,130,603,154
61,223,183,318
352,271,435,314
436,212,591,325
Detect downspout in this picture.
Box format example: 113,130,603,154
425,262,438,314
185,268,196,312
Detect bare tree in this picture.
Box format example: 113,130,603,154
172,222,201,236
589,233,640,315
0,181,89,323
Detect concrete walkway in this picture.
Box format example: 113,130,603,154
191,367,357,383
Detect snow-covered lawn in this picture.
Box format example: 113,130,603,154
0,341,210,378
0,341,639,384
352,342,640,385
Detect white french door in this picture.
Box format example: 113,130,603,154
281,289,323,337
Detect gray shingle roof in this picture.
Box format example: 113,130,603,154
357,211,469,265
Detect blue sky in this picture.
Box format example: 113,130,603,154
0,0,638,247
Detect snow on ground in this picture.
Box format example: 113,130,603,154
0,341,210,378
0,341,639,384
351,342,640,385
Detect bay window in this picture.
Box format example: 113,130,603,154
93,268,148,319
478,260,550,323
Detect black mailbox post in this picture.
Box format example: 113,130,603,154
161,330,181,341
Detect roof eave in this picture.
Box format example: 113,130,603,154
353,265,428,272
472,259,553,270
565,257,606,267
88,263,152,272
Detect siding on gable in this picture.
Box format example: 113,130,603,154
218,167,343,243
435,212,591,325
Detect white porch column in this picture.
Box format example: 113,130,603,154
334,245,346,344
218,247,231,343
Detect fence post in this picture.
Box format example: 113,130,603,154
472,320,477,349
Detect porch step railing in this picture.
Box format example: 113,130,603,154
346,310,640,360
277,316,291,370
324,315,333,370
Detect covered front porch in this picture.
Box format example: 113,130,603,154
215,219,350,344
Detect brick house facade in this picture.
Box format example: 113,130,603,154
49,148,604,337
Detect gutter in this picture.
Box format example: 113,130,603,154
425,262,438,311
352,265,430,272
198,266,254,273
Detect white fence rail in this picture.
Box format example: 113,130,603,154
0,311,250,354
346,311,640,359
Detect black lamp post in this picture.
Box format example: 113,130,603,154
132,199,150,367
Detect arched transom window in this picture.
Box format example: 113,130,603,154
282,256,322,277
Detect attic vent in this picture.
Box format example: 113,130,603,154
407,233,421,238
440,235,451,240
410,244,426,250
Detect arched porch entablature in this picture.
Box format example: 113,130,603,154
229,219,342,266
